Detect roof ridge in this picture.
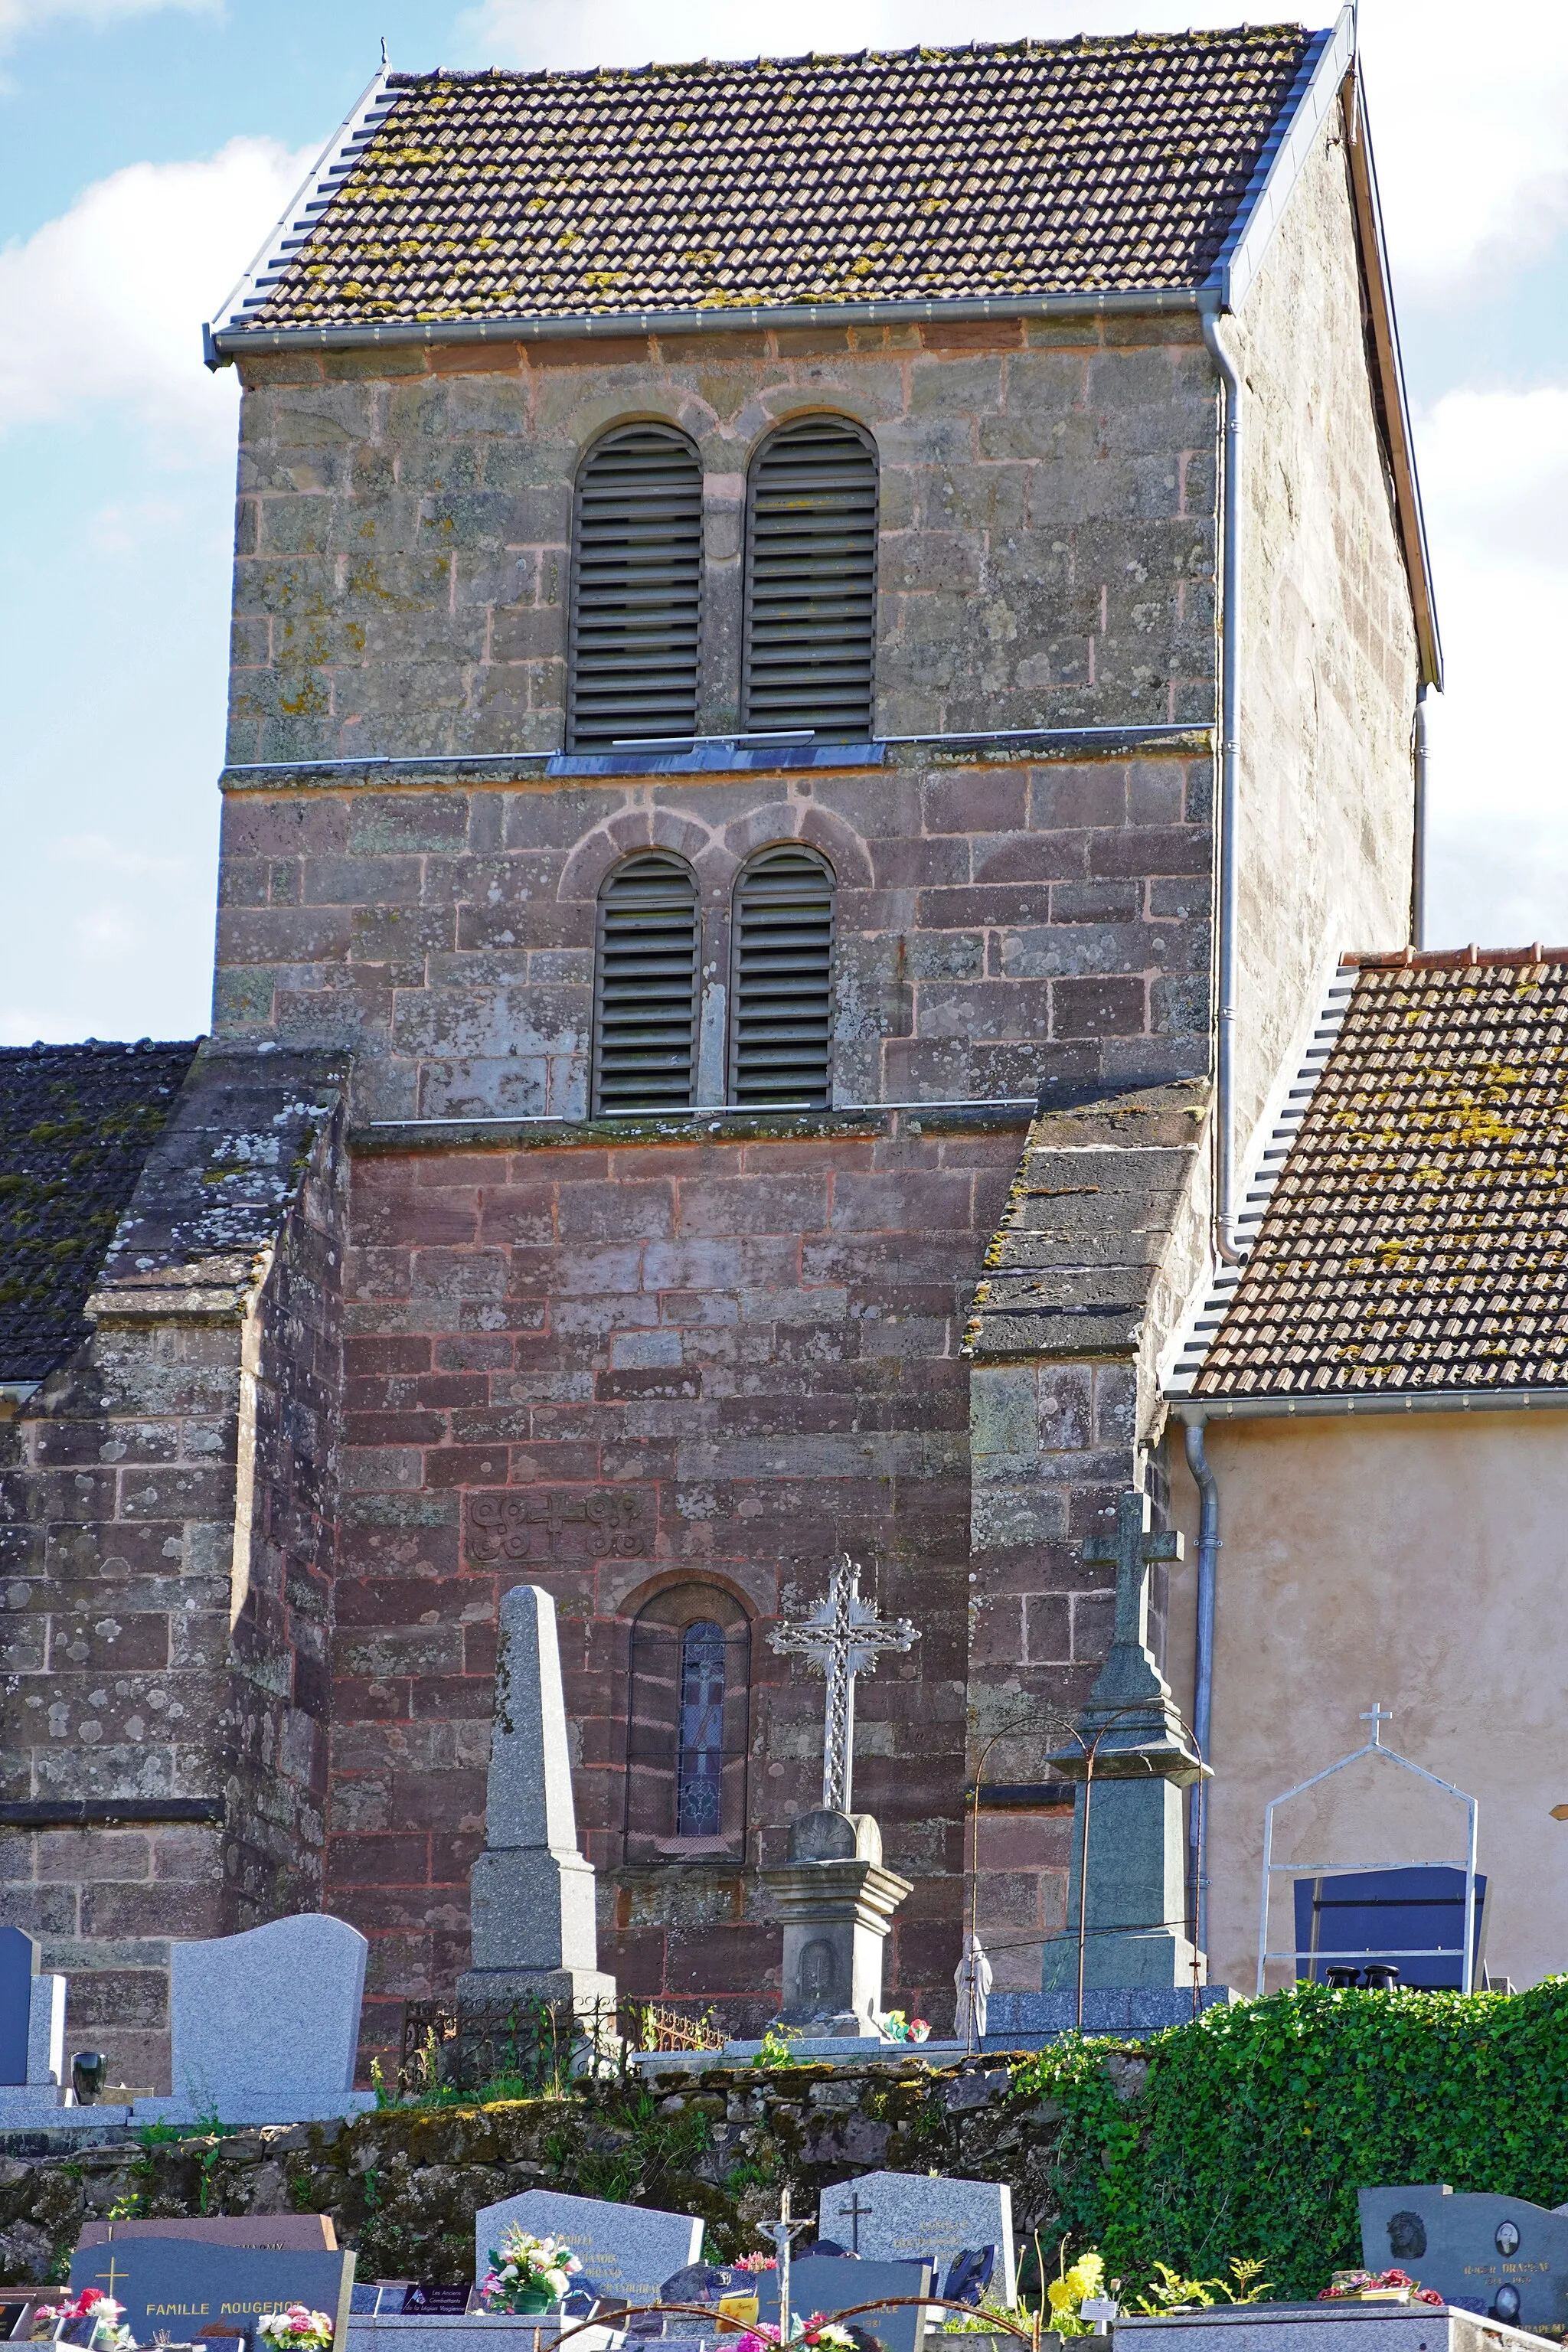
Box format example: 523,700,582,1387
384,25,1312,88
1342,946,1568,971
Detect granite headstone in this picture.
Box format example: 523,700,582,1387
132,1914,376,2127
67,2238,354,2348
0,1925,67,2119
473,2189,701,2307
756,2255,930,2352
1360,2184,1568,2331
818,2174,1015,2309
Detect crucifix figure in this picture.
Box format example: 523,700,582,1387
757,2187,812,2345
769,1553,918,1813
832,2185,874,2253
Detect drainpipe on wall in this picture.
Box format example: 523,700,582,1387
1182,1412,1221,1956
1201,301,1244,1267
1412,681,1429,949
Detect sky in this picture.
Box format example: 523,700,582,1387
3,0,1568,1044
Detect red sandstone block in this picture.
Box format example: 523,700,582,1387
430,1831,485,1882
411,1672,498,1720
435,1334,515,1372
329,1676,410,1721
916,883,1056,928
328,1831,433,1885
345,1410,447,1449
477,1186,557,1246
345,1335,434,1378
609,1142,743,1182
1089,823,1210,877
1052,975,1148,1037
557,1181,676,1244
424,1444,513,1489
828,1171,976,1233
82,1882,224,1939
922,768,1027,836
676,1175,829,1237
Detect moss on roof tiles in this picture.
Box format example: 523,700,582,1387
1197,962,1568,1398
0,1040,199,1383
244,25,1313,332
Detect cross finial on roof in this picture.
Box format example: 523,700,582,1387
1360,1703,1393,1746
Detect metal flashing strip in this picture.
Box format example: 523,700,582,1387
217,724,1213,792
208,283,1210,361
1165,962,1358,1400
0,1796,225,1828
204,67,397,359
1211,15,1348,312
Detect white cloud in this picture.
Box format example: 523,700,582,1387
1413,384,1568,945
458,0,1568,304
0,0,214,52
0,134,315,459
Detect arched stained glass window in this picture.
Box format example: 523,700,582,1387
676,1619,727,1835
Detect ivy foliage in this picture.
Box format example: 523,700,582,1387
1011,1979,1568,2301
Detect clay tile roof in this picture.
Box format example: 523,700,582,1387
0,1040,200,1384
245,25,1317,330
1192,952,1568,1400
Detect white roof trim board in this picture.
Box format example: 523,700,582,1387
1165,963,1358,1402
204,68,397,358
1210,6,1353,312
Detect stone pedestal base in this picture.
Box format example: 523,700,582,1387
469,1847,602,1978
1045,1769,1206,1991
762,1809,912,2036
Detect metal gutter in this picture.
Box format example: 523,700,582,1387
1182,1417,1221,1955
207,285,1208,363
1173,1388,1568,1423
204,66,397,364
1413,681,1429,946
1201,305,1243,1268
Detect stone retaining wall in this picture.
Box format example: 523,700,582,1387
0,2053,1138,2288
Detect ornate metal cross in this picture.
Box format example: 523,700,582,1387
769,1551,918,1814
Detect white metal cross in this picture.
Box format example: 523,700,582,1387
1360,1704,1394,1747
768,1552,918,1814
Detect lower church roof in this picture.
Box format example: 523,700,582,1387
1181,949,1568,1401
0,1039,200,1384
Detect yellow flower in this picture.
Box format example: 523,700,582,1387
1047,2281,1074,2314
1068,2257,1105,2299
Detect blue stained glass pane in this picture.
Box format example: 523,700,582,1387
677,1620,727,1835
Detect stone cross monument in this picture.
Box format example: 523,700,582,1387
1043,1489,1210,2000
762,1557,916,2036
767,1552,918,1811
458,1583,616,2014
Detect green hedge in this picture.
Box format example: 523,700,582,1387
1015,1978,1568,2301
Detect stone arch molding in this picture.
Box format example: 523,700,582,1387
560,799,871,904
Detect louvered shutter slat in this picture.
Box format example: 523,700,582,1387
742,419,877,740
569,426,702,753
593,855,701,1112
730,847,835,1109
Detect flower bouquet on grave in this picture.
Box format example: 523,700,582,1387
32,2292,135,2351
1320,2271,1442,2307
257,2307,337,2351
878,2011,932,2045
733,2318,859,2352
479,2228,583,2314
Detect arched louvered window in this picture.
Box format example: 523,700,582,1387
730,845,835,1109
593,854,700,1114
567,423,702,753
741,416,877,740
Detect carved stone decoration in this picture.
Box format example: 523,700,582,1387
465,1488,651,1566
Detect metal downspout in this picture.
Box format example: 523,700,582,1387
1183,1415,1221,1956
1412,681,1429,948
1201,304,1243,1267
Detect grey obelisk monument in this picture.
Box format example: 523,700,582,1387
458,1583,616,2011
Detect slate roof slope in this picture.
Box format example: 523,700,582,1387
0,1040,200,1384
1185,952,1568,1400
241,26,1317,330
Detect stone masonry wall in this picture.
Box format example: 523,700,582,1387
214,740,1215,1126
228,315,1217,764
0,1051,348,2096
1225,110,1419,1161
332,1108,1024,2056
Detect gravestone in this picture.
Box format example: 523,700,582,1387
756,2254,930,2352
1114,2305,1553,2352
1040,1492,1216,2020
132,1913,376,2126
78,2219,338,2252
68,2236,355,2347
817,2173,1016,2308
473,2188,701,2307
0,1926,67,2122
458,1585,616,2014
1360,2184,1568,2331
